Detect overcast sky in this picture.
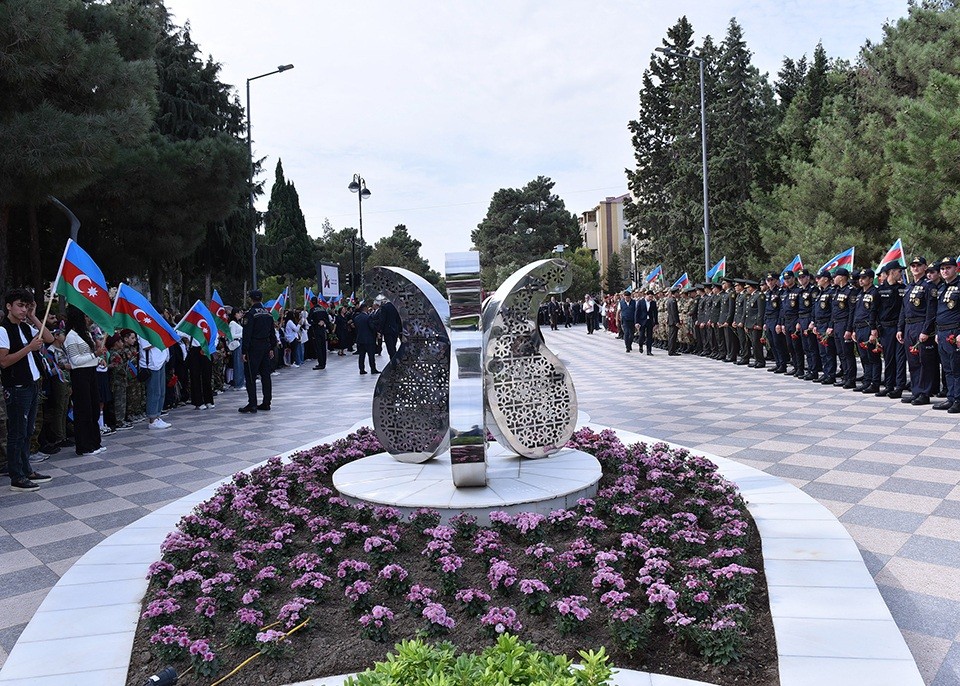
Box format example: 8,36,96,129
164,0,908,276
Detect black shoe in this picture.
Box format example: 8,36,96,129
238,405,257,413
900,395,914,404
949,402,960,414
371,370,380,375
767,367,777,372
752,363,766,369
10,479,39,492
647,352,653,356
834,380,846,387
773,367,787,374
668,352,681,356
855,384,868,393
887,389,903,399
313,365,324,370
820,377,835,385
843,381,857,389
360,370,368,375
863,384,880,394
27,472,51,483
911,394,930,406
933,401,953,410
257,404,270,411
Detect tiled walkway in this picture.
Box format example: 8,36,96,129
1,326,957,684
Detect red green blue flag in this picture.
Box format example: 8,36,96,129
175,300,218,356
671,272,689,289
209,289,233,341
876,239,905,272
112,283,178,349
706,257,726,283
783,254,803,274
267,290,286,321
819,247,855,275
644,265,663,284
53,239,114,334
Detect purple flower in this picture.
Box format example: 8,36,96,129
422,602,455,631
278,596,314,629
480,606,522,634
487,558,517,591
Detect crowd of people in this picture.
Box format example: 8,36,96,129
1,286,403,494
587,255,960,414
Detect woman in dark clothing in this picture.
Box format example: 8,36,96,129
334,308,349,356
63,306,103,456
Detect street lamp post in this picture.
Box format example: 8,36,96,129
655,47,710,280
246,64,294,290
348,174,371,296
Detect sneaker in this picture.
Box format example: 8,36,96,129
196,405,207,410
31,452,51,464
148,418,171,430
291,363,300,368
160,410,169,416
90,447,107,455
27,472,52,483
101,426,115,436
39,445,61,456
271,371,280,376
116,422,133,431
10,479,39,492
205,403,214,410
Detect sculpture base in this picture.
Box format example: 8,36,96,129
332,443,601,524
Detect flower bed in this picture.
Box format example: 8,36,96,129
125,427,778,686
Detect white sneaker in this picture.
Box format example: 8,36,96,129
149,418,171,430
90,446,107,455
196,405,207,410
205,403,214,410
292,363,300,368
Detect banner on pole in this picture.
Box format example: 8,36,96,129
318,262,340,298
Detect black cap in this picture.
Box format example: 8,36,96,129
834,267,850,277
909,255,927,266
798,268,813,278
711,282,722,289
879,263,902,274
816,269,832,280
722,276,735,284
248,289,263,300
856,268,875,279
745,279,759,288
938,256,958,268
782,270,796,279
926,264,938,273
764,271,778,281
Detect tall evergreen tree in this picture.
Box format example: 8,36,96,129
471,176,581,289
366,224,442,286
262,159,315,279
0,0,158,289
604,251,625,293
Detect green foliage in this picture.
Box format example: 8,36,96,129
314,219,373,296
561,248,601,301
344,634,613,686
262,159,316,279
472,176,582,290
366,224,443,286
604,252,624,294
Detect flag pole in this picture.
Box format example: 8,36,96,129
38,239,74,338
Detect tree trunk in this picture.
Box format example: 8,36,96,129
28,202,42,296
148,263,163,310
205,271,212,304
0,204,9,290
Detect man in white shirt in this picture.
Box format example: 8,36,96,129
0,288,55,491
138,334,171,430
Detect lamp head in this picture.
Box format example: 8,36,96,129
278,64,294,72
360,187,371,200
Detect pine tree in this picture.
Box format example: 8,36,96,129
262,159,315,279
605,251,625,293
0,0,158,289
471,176,581,289
366,224,442,285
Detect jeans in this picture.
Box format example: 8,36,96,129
4,382,39,482
231,347,245,388
293,339,304,366
146,365,166,419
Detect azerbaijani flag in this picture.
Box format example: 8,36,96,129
819,247,856,275
671,272,689,289
706,257,726,283
876,238,905,272
53,239,114,334
268,290,286,321
783,254,803,274
209,289,233,341
112,283,178,349
175,300,219,356
305,287,315,307
644,264,663,284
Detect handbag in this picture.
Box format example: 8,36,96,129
136,348,151,382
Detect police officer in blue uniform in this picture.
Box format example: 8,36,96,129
897,256,937,406
763,272,788,373
780,270,803,376
797,269,820,380
876,263,907,398
238,290,278,413
933,256,960,413
851,268,880,393
812,269,836,384
830,268,857,389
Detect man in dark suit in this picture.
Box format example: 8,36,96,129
642,290,658,355
352,302,379,375
307,298,330,370
619,291,637,352
665,287,680,355
372,295,402,361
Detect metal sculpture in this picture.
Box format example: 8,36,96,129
369,254,577,486
370,267,450,463
445,252,487,487
481,258,577,458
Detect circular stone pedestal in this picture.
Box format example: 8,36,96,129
333,442,601,523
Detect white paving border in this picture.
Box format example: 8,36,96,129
0,420,923,686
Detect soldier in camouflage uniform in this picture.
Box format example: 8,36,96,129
126,336,146,421
678,288,693,352
654,290,667,349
